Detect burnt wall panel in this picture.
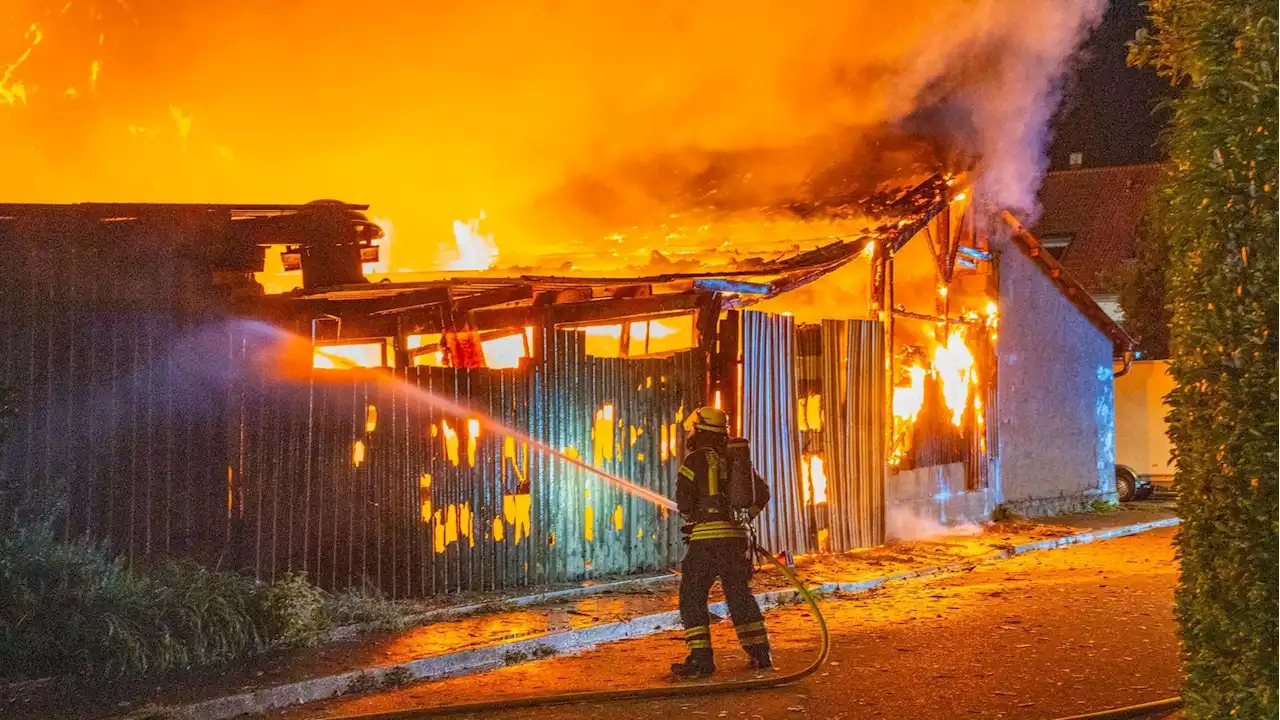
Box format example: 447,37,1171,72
741,311,808,556
821,319,886,550
225,330,698,597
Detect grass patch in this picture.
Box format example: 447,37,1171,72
0,482,372,680
1088,499,1120,514
324,587,416,633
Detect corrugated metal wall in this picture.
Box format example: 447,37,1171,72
0,212,232,566
226,329,699,596
740,312,887,555
0,216,702,596
740,311,808,556
819,319,886,550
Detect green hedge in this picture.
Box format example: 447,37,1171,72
1131,2,1278,718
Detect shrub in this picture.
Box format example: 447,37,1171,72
0,502,339,679
257,571,330,649
324,586,415,632
1131,3,1278,718
0,515,264,678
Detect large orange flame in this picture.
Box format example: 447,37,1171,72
933,331,976,427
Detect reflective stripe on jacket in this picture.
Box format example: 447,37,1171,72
676,447,747,541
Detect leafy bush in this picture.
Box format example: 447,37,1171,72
1115,209,1173,359
324,586,415,633
1131,3,1278,718
0,513,263,678
0,501,340,679
257,571,330,649
0,384,354,678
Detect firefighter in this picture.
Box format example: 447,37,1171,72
671,406,772,678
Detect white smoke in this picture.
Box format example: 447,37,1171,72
886,505,985,542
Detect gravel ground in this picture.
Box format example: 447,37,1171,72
277,525,1183,720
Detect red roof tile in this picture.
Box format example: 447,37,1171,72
1031,163,1167,294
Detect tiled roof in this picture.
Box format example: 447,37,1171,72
1031,163,1167,294
1002,211,1135,354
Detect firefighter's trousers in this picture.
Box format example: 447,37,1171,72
678,537,768,653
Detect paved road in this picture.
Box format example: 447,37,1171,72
281,527,1182,720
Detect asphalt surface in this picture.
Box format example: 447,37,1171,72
279,526,1182,720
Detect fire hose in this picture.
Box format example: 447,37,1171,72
327,540,831,720
1048,697,1184,720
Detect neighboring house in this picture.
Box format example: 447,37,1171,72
1033,161,1177,501
1031,162,1167,324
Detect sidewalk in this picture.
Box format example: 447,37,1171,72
3,504,1177,720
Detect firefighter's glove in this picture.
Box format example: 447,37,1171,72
681,522,695,543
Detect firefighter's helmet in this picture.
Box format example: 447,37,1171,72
684,406,728,435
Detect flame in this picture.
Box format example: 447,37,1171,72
625,314,695,356
313,342,384,369
892,365,927,423
889,364,926,467
480,333,526,369
801,454,827,505
441,419,460,466
256,244,303,295
363,216,394,274
466,418,480,466
592,403,616,465
0,24,42,106
933,332,976,426
798,393,823,431
448,212,499,271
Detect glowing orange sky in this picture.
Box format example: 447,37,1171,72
1,0,1105,270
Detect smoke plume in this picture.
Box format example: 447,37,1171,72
1,0,1105,268
886,505,985,542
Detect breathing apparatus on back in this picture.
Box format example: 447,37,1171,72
683,406,766,519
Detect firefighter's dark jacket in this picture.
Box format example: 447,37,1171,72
676,435,770,542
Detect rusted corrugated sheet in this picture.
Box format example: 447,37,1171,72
225,328,699,596
820,319,886,550
740,311,808,556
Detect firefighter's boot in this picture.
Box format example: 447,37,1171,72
670,648,716,678
745,643,773,669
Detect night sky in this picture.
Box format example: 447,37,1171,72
1048,0,1170,169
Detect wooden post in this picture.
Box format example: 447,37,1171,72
715,309,741,433
695,293,723,403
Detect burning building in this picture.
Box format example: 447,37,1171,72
0,168,1130,597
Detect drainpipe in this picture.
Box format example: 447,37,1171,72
1113,350,1135,378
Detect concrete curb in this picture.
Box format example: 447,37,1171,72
168,517,1180,719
